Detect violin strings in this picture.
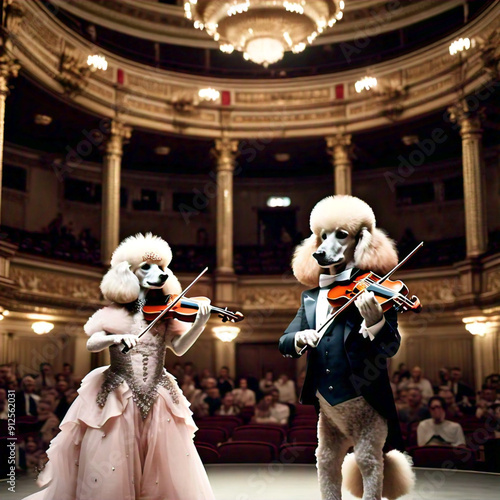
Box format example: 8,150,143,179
357,277,415,308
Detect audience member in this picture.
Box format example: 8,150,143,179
476,385,500,419
16,375,40,417
398,387,430,424
36,363,56,391
397,363,411,383
182,375,208,418
217,366,234,397
417,396,466,447
395,388,409,411
183,362,200,388
252,393,289,425
55,387,78,421
437,388,463,419
36,399,60,447
59,363,77,389
270,389,290,424
259,370,276,395
274,374,296,404
204,387,222,417
436,367,450,391
216,393,240,416
491,403,500,438
449,367,475,404
484,373,500,392
405,366,434,402
232,378,256,408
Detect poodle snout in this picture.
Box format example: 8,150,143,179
147,273,169,287
313,250,337,267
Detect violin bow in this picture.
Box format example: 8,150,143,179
298,242,424,355
121,267,209,353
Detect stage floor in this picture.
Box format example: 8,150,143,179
3,465,499,500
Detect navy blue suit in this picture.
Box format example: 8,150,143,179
279,280,405,451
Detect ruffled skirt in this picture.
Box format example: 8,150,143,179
23,367,215,500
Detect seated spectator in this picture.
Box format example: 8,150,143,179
438,388,463,419
172,362,184,382
36,363,56,391
398,387,430,424
183,362,200,388
0,363,13,386
36,399,60,447
435,367,451,392
55,387,78,422
217,366,234,397
274,374,296,404
23,437,44,475
199,368,213,389
204,387,222,417
395,388,409,411
449,367,475,404
216,393,240,416
259,370,276,395
16,375,40,417
252,394,285,425
476,385,500,419
182,375,208,418
404,366,434,402
391,372,401,398
59,363,77,389
270,389,290,424
484,373,500,392
397,363,411,384
232,378,256,408
417,396,466,447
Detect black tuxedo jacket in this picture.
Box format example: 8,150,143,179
279,284,404,451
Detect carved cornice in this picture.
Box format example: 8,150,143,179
8,0,500,138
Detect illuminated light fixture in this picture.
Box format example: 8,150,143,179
0,315,3,321
267,196,291,207
355,76,378,94
2,309,9,316
462,317,491,337
449,37,472,56
87,54,108,71
185,0,346,67
32,321,55,335
198,88,220,101
213,325,240,342
34,114,52,126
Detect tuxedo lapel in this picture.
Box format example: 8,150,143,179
344,317,356,343
303,288,319,329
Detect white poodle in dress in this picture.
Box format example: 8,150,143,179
280,196,415,500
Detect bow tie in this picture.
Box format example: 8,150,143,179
319,268,353,288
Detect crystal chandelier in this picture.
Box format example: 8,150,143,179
184,0,346,67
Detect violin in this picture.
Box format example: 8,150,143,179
298,243,424,354
326,271,421,315
142,291,244,323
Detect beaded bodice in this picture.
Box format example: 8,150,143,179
96,317,180,418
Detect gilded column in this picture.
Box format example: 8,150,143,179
448,101,487,257
101,120,132,265
214,137,238,275
0,56,20,221
325,134,353,195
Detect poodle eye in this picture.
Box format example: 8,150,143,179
141,263,151,270
335,229,349,240
321,233,328,240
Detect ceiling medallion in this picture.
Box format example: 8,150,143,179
184,0,345,67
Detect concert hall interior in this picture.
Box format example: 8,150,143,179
0,0,499,498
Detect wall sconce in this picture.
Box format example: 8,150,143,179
32,321,54,335
213,325,240,342
462,317,491,337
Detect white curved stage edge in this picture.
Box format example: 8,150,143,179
6,465,500,500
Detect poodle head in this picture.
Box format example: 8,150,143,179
292,195,398,287
100,233,182,304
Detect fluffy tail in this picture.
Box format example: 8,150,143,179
342,450,415,500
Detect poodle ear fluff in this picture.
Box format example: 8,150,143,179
100,261,140,304
162,271,182,296
292,234,321,288
354,227,398,275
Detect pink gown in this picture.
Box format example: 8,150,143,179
24,307,215,500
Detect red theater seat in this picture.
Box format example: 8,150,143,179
279,443,317,464
195,443,220,464
218,441,277,463
408,445,476,470
232,425,286,448
288,426,318,444
197,416,242,435
194,427,228,447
